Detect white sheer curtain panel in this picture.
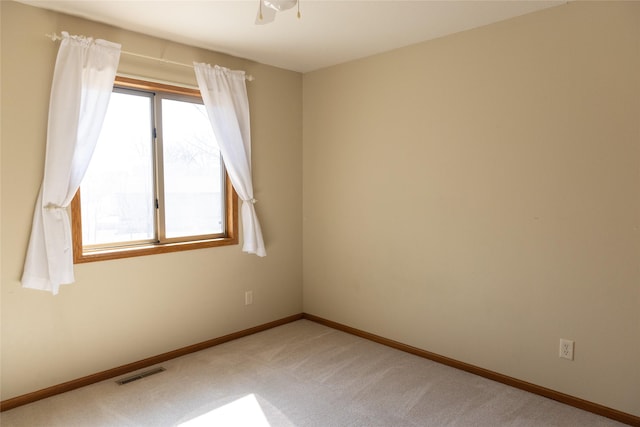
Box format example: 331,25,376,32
21,32,121,295
193,63,266,257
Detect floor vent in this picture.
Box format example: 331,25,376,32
116,367,166,385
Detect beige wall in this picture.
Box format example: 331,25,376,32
0,1,302,400
2,0,639,418
303,1,639,416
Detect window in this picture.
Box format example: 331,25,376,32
71,76,237,263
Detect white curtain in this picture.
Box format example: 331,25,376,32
194,63,266,257
22,32,121,295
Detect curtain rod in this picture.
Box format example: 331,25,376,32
45,33,254,81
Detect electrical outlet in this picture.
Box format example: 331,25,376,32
245,291,253,305
559,339,574,360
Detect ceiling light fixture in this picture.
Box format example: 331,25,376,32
256,0,301,25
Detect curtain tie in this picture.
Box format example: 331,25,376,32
44,203,65,210
245,198,257,204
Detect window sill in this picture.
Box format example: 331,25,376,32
74,235,239,264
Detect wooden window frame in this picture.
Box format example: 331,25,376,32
71,76,238,264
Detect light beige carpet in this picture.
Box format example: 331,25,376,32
0,320,626,426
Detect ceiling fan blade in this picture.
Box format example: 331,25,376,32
255,2,277,24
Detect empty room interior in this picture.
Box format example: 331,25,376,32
1,0,638,425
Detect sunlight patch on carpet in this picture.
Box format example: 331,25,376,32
178,394,271,427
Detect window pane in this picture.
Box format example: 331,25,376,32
81,91,155,245
161,98,224,239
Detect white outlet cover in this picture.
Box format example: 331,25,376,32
559,339,574,360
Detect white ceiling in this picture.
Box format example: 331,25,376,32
17,0,565,73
